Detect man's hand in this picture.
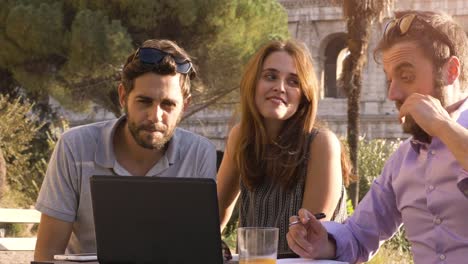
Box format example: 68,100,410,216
286,208,336,259
398,93,454,137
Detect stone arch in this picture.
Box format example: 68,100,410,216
321,33,348,98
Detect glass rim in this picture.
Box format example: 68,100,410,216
237,227,279,231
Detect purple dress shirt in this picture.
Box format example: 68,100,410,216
324,99,468,264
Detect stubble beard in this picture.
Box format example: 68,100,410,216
126,108,182,150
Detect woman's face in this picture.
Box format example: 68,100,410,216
255,51,303,123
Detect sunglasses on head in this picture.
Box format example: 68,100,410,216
133,47,193,74
383,13,454,56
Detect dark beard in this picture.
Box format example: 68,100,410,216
398,77,446,144
128,120,174,150
125,106,181,150
401,115,432,143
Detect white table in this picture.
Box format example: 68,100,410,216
278,259,347,264
228,254,348,263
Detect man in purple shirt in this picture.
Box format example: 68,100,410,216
286,10,468,264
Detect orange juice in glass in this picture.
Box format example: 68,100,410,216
239,258,276,264
238,227,279,264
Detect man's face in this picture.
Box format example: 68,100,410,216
119,72,187,150
383,41,446,142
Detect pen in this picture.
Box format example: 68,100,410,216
288,213,326,227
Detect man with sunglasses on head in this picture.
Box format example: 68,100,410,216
33,39,217,261
287,10,468,264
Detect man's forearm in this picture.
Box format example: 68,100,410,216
34,214,73,261
34,247,64,261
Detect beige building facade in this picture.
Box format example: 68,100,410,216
279,0,468,139
182,0,468,150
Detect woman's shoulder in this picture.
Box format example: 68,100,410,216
229,123,241,135
227,123,243,143
224,123,242,153
310,128,341,149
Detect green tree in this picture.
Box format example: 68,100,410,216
0,95,64,206
0,0,288,117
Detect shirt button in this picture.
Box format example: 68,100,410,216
440,254,446,260
431,150,436,155
434,218,442,225
429,185,435,191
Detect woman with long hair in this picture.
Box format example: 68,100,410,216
217,39,354,255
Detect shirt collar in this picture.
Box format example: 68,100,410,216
410,138,429,154
165,128,181,165
95,115,127,168
454,96,468,128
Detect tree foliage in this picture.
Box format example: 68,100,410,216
355,137,411,258
0,148,6,200
0,0,289,117
356,138,400,201
0,95,64,206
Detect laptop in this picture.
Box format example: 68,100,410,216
90,175,224,264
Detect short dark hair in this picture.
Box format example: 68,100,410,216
121,39,197,99
374,10,468,89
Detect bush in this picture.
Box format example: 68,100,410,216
0,94,64,207
355,137,412,260
357,138,400,201
221,201,239,250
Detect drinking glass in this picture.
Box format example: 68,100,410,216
237,227,279,264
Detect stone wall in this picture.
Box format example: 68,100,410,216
180,102,238,151
59,0,468,151
181,0,468,151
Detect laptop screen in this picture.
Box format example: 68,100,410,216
90,175,223,264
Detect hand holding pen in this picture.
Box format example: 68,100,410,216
286,209,335,259
288,212,326,227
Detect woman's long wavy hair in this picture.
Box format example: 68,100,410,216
234,40,320,190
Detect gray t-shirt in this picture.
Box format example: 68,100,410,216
35,116,217,254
